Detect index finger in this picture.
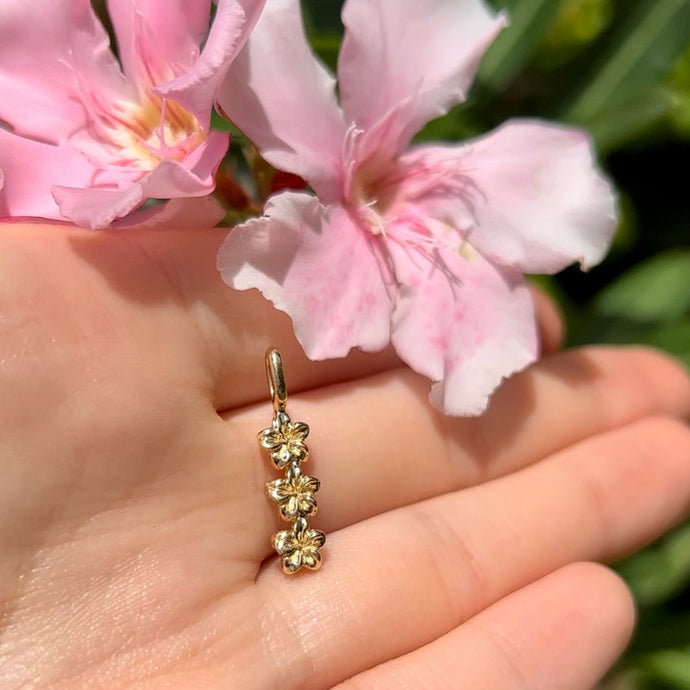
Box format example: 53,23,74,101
0,222,566,413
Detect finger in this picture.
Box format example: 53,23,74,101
0,223,400,413
335,563,634,690
2,224,568,414
228,346,690,534
255,414,690,688
116,228,565,409
531,283,564,355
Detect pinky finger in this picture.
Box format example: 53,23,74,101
336,562,634,690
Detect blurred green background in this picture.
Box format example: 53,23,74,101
299,1,690,687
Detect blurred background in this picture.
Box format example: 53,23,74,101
295,1,690,687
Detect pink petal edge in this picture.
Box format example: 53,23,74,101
339,0,506,165
389,241,538,416
454,120,618,273
157,0,266,127
0,0,133,142
217,191,395,358
217,0,347,202
106,0,213,87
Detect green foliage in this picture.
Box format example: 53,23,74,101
594,250,690,322
563,0,690,124
301,1,690,685
478,0,564,91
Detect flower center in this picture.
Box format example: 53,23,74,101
110,95,205,168
70,88,205,180
350,153,477,256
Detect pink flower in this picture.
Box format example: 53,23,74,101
216,0,617,415
0,0,264,229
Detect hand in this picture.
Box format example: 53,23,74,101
1,222,689,689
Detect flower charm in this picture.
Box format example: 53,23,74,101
259,414,310,469
217,0,618,416
267,464,320,521
260,349,325,574
273,517,326,574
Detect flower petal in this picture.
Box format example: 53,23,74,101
157,0,266,127
283,496,301,521
0,130,94,222
273,529,297,555
217,192,395,359
217,0,347,202
0,0,133,141
51,184,145,231
389,242,537,416
284,550,304,573
301,476,321,494
259,428,283,450
107,0,213,85
271,444,302,469
306,528,326,550
290,422,310,442
456,121,618,273
296,496,317,517
339,0,505,164
52,131,228,229
286,441,308,461
302,550,322,570
266,479,290,502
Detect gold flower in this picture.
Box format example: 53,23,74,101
259,414,310,469
272,517,325,574
267,465,320,521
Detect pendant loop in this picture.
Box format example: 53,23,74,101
265,347,288,414
259,347,325,574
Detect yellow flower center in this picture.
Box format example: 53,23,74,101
110,94,205,169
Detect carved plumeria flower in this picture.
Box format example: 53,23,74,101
259,413,310,469
267,464,320,521
273,517,326,574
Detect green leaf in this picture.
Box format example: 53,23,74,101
583,87,675,153
593,250,690,322
642,650,690,688
572,317,690,368
565,0,690,123
477,0,564,91
309,35,342,71
618,522,690,606
210,110,236,134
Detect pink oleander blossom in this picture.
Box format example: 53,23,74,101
0,0,264,229
216,0,617,416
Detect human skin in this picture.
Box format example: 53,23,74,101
0,222,689,689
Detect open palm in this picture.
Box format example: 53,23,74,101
1,222,689,689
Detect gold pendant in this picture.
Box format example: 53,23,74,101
259,348,325,574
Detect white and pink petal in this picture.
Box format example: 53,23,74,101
53,132,227,229
0,0,133,142
0,129,95,222
158,0,267,128
107,0,213,87
456,120,618,273
217,0,347,202
388,241,537,416
217,191,395,359
339,0,506,165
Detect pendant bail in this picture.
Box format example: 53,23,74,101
265,347,288,414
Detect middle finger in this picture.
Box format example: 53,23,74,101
255,413,690,690
226,345,690,535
